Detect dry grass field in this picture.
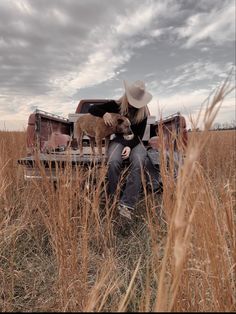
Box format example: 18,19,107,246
0,87,235,312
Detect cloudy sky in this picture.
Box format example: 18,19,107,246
0,0,235,130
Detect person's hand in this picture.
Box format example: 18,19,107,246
103,112,114,126
121,146,131,159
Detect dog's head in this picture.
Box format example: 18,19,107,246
115,116,134,140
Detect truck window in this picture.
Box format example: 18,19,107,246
80,103,95,113
76,100,111,114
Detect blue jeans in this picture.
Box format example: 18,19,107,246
144,151,162,191
107,141,147,209
144,148,183,189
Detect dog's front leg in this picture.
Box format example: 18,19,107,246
79,134,84,156
95,136,103,158
90,137,96,156
104,136,110,158
77,131,84,157
75,123,84,156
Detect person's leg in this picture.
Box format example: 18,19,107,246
173,150,183,178
119,143,147,209
107,141,124,196
144,153,162,192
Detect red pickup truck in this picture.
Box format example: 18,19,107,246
17,99,188,180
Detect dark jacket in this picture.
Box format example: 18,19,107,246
88,100,147,149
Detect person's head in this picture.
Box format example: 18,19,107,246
118,80,152,123
148,135,169,150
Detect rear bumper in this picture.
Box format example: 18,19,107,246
23,167,58,181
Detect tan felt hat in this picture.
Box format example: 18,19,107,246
123,80,152,108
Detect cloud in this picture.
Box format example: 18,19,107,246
51,1,172,94
0,0,130,95
147,59,235,128
148,87,235,129
175,1,235,47
114,2,165,36
154,61,235,93
0,88,78,120
51,43,132,95
0,0,235,131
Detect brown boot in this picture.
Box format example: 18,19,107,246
114,204,133,237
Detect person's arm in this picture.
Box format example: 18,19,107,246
88,100,119,117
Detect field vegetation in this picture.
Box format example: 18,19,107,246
0,83,235,312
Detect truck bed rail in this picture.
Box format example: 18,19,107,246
34,109,69,122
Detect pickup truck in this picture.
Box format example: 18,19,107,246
17,99,188,181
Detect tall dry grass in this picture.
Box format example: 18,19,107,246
0,81,235,312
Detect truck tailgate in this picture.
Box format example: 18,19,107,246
18,149,105,180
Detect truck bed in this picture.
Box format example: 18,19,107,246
18,102,188,181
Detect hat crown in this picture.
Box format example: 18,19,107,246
123,79,152,108
129,80,146,100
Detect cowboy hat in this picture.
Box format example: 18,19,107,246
123,80,152,108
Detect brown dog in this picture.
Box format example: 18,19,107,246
75,113,134,157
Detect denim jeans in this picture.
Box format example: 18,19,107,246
107,141,147,209
144,149,183,189
144,153,162,191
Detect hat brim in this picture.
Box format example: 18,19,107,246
123,80,152,108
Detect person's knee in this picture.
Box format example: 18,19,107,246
130,149,146,165
108,157,122,171
130,154,146,170
130,145,146,161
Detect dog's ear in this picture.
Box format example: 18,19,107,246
117,118,124,124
